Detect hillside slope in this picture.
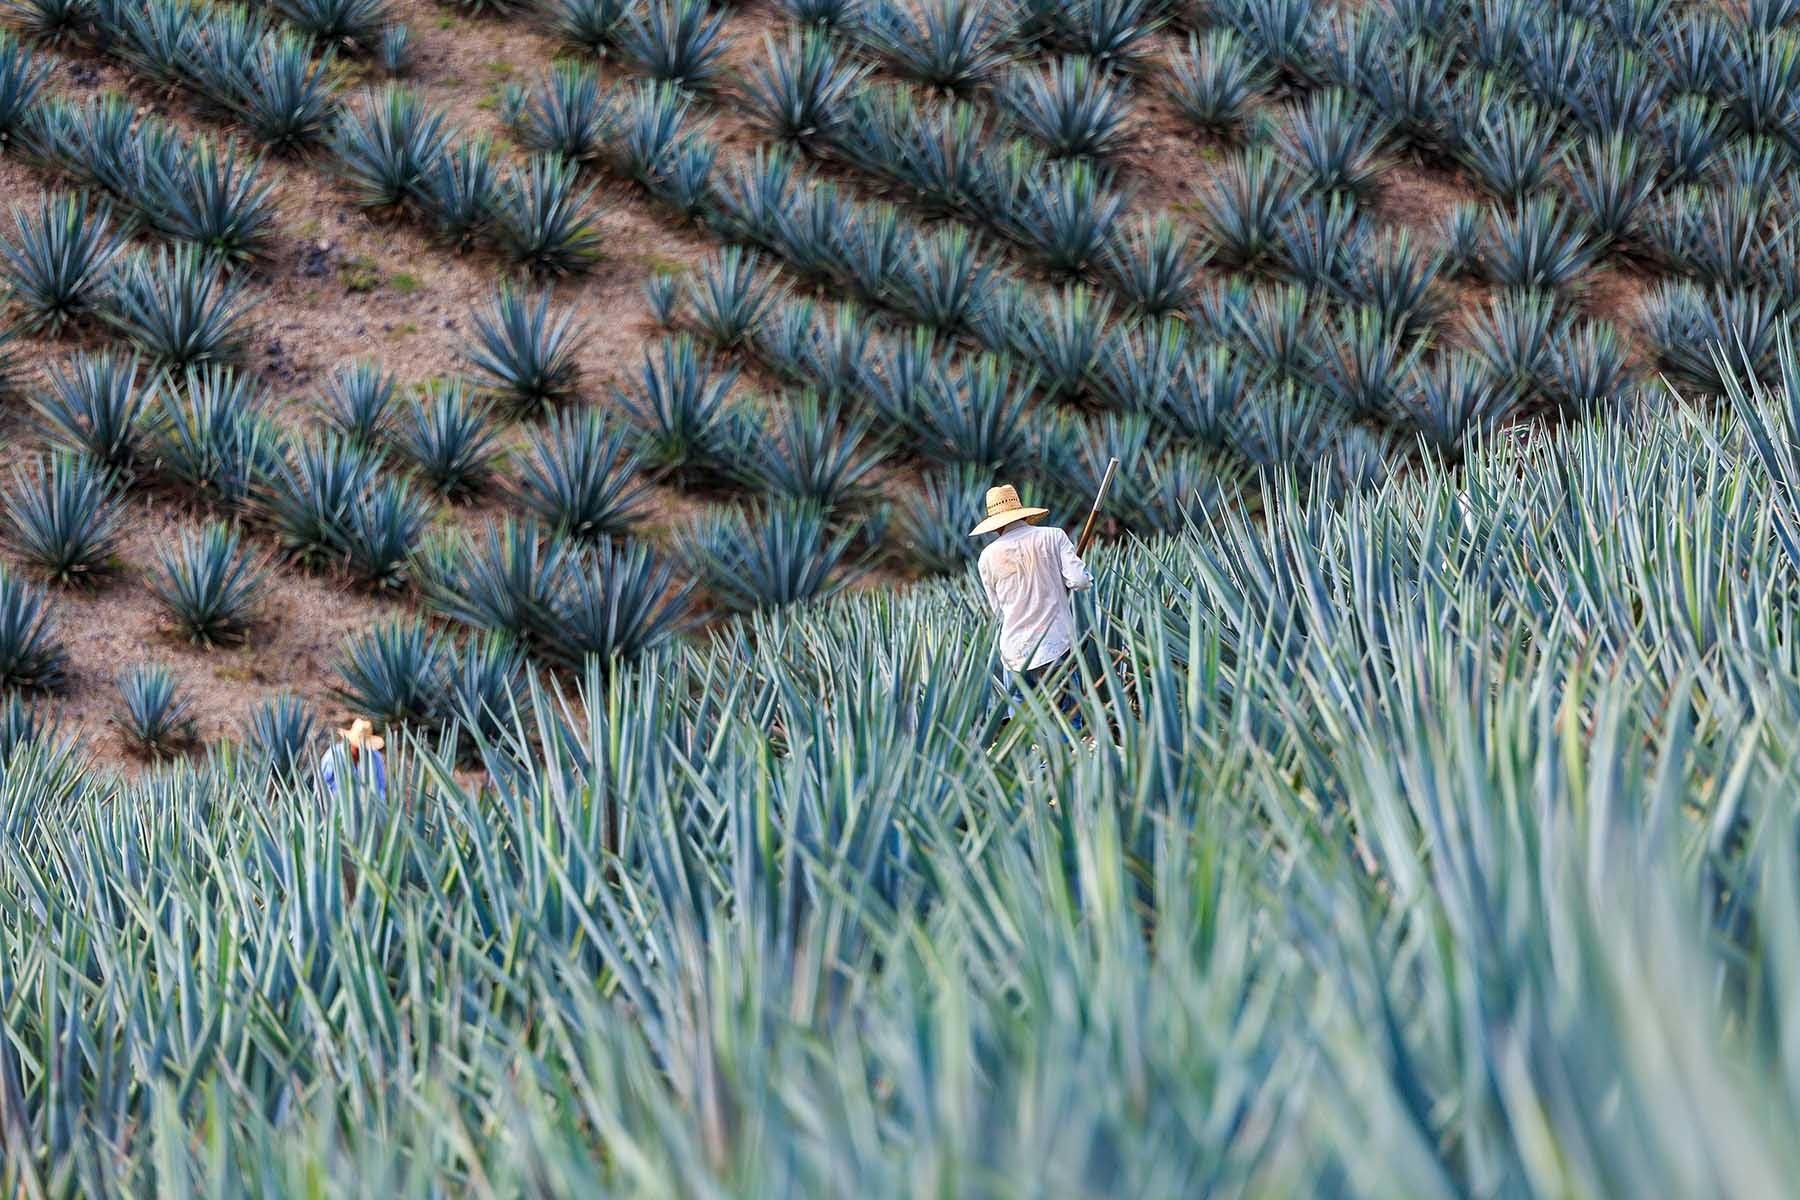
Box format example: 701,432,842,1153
0,0,1789,762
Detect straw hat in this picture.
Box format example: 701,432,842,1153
338,717,385,755
968,484,1049,537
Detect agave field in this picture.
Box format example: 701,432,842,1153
0,0,1795,1185
0,351,1797,1190
0,0,1778,754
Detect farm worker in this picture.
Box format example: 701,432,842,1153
971,484,1093,720
319,717,388,801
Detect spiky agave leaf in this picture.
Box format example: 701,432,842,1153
1395,349,1511,453
1227,376,1337,468
1276,87,1390,198
1001,56,1134,160
150,519,269,646
1568,49,1665,140
31,351,148,469
1100,214,1200,317
1653,95,1724,185
415,516,576,645
444,631,528,756
1091,315,1188,413
148,365,279,508
1644,187,1774,291
509,61,613,163
102,244,251,367
1007,156,1124,276
885,353,1034,471
464,282,587,413
752,300,872,400
1660,11,1728,96
4,452,125,588
1275,191,1372,292
0,563,66,691
1219,0,1322,84
1456,95,1568,204
736,391,882,509
743,29,866,151
339,473,434,589
769,181,858,284
331,86,449,210
1169,28,1265,135
888,226,992,334
1040,0,1162,65
1718,27,1800,140
491,154,605,276
377,22,411,73
318,358,399,443
1541,320,1632,409
860,0,1012,93
1565,132,1661,250
782,0,862,31
1639,281,1789,392
1439,200,1484,275
393,380,500,501
333,617,447,728
619,0,731,92
1234,282,1326,384
643,271,682,327
1340,228,1445,338
893,465,984,574
1026,409,1163,530
419,135,500,247
270,0,386,49
706,143,799,248
837,88,1005,219
686,245,784,348
609,79,694,189
677,497,860,613
512,408,645,542
1358,38,1452,151
543,537,689,671
1517,12,1597,116
143,138,280,264
219,30,339,152
1318,306,1423,418
243,689,317,777
614,334,742,477
1464,289,1558,396
1135,446,1248,534
1711,136,1793,204
0,191,126,333
254,429,383,565
112,662,193,756
1475,196,1597,294
1195,145,1301,270
1009,283,1112,401
2,0,90,43
534,0,629,53
0,691,57,763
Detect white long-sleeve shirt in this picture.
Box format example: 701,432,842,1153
977,523,1093,672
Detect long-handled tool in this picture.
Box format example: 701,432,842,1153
1074,457,1119,557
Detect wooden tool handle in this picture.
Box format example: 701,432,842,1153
1075,457,1119,558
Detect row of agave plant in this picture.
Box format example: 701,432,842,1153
10,0,343,152
5,348,1800,1190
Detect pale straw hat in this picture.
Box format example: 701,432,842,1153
968,484,1049,537
338,717,385,754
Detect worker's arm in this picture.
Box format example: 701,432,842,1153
977,553,1004,616
1058,529,1093,592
